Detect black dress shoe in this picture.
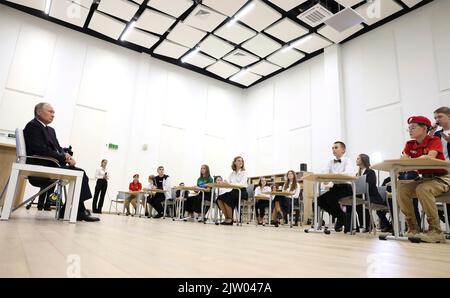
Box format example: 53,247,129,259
37,205,44,211
44,206,52,211
221,221,233,226
153,213,163,219
77,211,100,222
334,217,344,232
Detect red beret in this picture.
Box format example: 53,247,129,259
407,116,431,128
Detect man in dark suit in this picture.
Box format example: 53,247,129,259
23,103,99,222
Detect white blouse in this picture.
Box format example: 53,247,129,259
95,167,109,180
283,182,300,198
221,170,248,194
254,186,271,197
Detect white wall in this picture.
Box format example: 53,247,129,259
0,5,245,207
342,0,450,170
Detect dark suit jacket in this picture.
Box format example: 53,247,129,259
23,118,66,167
435,130,450,160
363,168,384,204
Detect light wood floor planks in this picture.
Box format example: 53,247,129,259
0,208,449,278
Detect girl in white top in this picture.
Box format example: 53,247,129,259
92,159,109,213
272,170,300,227
216,156,248,225
254,177,271,225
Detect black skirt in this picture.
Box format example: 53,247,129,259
216,188,248,209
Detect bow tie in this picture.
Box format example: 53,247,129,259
334,159,342,163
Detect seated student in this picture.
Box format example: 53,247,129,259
143,175,155,217
216,156,248,225
149,166,171,219
185,165,213,222
347,154,391,232
125,174,141,216
254,177,271,225
271,171,300,227
431,106,450,224
398,116,449,243
317,141,354,233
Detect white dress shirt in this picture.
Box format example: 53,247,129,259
95,167,108,180
283,182,300,198
441,129,450,160
326,156,354,175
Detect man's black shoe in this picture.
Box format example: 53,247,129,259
37,205,44,211
77,210,100,222
334,217,344,232
153,213,163,219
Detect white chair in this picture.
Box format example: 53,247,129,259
1,128,81,222
109,191,126,215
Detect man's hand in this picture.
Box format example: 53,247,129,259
64,153,71,161
67,156,76,166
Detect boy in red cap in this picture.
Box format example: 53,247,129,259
398,116,449,243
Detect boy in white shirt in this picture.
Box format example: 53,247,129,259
317,141,353,233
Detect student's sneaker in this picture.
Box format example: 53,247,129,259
411,219,446,243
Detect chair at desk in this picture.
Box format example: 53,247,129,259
368,186,391,235
240,185,254,224
163,188,175,219
433,192,450,235
109,191,126,215
0,128,66,219
338,175,374,234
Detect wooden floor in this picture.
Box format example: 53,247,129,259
1,208,449,278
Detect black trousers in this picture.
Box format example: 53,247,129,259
149,193,165,214
28,177,56,208
93,179,107,212
185,192,211,214
255,200,269,218
61,166,91,214
317,184,352,219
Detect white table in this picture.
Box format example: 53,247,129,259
372,158,450,241
301,173,358,235
1,163,83,223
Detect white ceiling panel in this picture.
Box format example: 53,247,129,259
184,5,228,32
248,60,281,76
202,0,248,17
292,33,333,53
334,0,364,7
267,48,305,68
356,0,403,26
206,60,240,79
123,27,160,48
183,52,216,68
72,0,93,9
153,40,190,59
214,22,257,45
136,9,177,35
97,0,139,22
223,49,259,67
148,0,193,18
50,0,89,27
268,0,308,12
264,18,308,43
167,22,207,48
230,70,262,86
199,35,234,59
400,0,423,8
317,23,364,43
239,0,282,32
241,33,281,58
88,11,126,40
5,0,45,11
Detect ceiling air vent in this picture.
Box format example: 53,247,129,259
233,51,247,57
195,8,211,18
298,3,333,27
